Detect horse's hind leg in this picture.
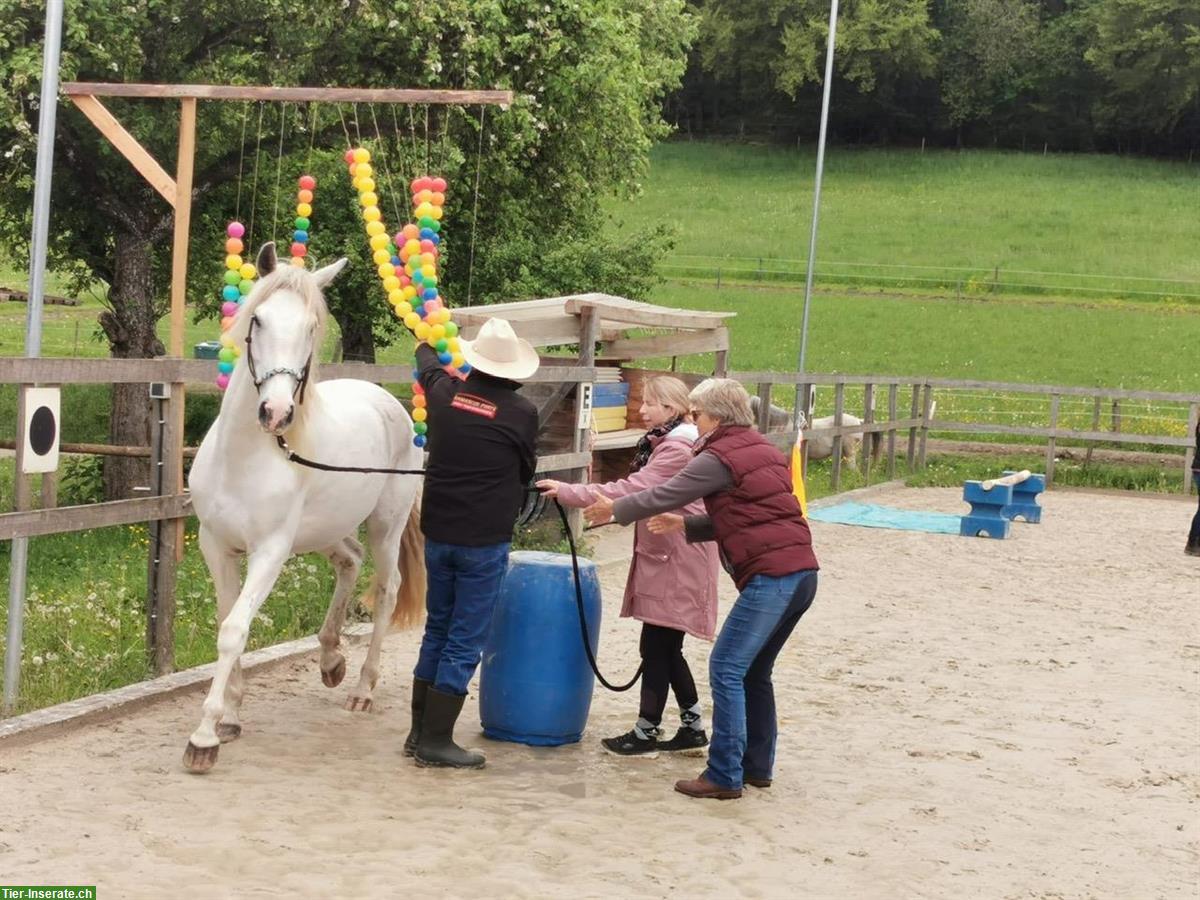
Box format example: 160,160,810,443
343,509,405,713
199,526,246,743
316,536,364,694
184,537,290,773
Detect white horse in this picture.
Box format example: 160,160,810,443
184,243,425,773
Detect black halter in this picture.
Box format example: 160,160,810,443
244,315,312,404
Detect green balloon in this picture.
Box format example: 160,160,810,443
444,322,458,337
294,216,310,231
435,339,448,352
239,279,254,295
223,270,240,286
413,421,428,435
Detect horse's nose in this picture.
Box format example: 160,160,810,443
258,401,271,429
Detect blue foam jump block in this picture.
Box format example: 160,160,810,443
960,481,1012,539
1001,471,1045,523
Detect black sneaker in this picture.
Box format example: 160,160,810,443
601,728,659,756
660,727,709,753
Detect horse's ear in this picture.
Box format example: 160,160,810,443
257,242,278,276
312,257,348,289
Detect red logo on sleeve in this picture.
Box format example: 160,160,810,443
450,393,498,419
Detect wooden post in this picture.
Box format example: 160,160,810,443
714,348,728,377
168,98,196,566
150,386,183,674
907,384,920,469
797,382,813,475
568,306,600,538
831,383,845,492
887,382,898,479
860,382,875,478
918,384,933,469
1084,395,1101,467
1111,399,1121,437
39,469,58,510
756,382,772,433
13,389,31,514
1045,393,1060,486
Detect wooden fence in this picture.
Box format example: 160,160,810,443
729,371,1200,493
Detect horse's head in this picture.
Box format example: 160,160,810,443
238,242,346,435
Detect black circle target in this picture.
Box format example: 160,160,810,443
29,405,57,456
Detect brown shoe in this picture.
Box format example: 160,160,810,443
675,773,742,800
745,777,772,788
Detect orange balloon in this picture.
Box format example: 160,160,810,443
297,189,314,204
225,237,243,254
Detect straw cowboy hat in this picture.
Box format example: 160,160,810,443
460,317,540,380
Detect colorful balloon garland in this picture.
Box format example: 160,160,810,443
344,146,467,448
215,176,316,390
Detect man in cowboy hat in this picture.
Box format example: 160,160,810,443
407,317,540,769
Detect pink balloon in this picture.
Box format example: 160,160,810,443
221,301,239,317
216,373,230,390
226,221,245,238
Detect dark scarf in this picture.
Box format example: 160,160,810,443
630,415,684,474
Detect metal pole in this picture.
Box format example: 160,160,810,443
5,0,65,715
796,0,839,377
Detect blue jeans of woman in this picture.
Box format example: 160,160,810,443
704,570,818,790
414,539,510,696
1189,473,1200,547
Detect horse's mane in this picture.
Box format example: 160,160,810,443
228,263,330,391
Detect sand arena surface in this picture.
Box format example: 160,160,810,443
1,486,1196,898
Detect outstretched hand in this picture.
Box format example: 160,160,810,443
647,513,685,535
583,490,615,527
535,479,562,499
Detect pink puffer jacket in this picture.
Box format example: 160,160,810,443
555,424,720,640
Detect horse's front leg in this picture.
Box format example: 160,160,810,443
316,537,364,698
346,514,404,713
199,526,246,743
183,536,291,773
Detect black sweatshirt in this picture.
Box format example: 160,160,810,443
415,344,538,545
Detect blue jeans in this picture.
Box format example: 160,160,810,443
1189,473,1200,546
414,539,511,696
704,570,818,790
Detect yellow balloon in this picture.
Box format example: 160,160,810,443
353,148,370,164
440,309,453,325
414,322,431,340
388,288,404,305
358,163,374,178
373,248,391,266
430,206,443,220
447,338,460,353
395,301,412,317
239,263,257,280
402,286,417,301
415,202,434,219
404,312,420,329
290,257,305,268
296,202,312,217
358,177,376,193
220,333,236,348
363,206,381,223
360,191,379,208
431,324,446,340
427,336,439,349
370,233,390,251
377,262,394,279
421,265,436,279
383,276,401,292
413,407,427,422
225,254,242,270
451,353,464,367
404,239,421,256
366,220,385,236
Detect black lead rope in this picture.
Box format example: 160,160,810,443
275,436,643,692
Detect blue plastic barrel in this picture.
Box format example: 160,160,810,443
479,551,602,746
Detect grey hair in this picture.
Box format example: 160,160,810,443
688,378,755,427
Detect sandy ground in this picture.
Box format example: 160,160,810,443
1,486,1197,899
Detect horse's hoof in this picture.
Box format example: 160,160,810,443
216,723,242,743
344,695,372,713
183,741,219,773
322,657,346,688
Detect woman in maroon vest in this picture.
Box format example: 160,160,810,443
585,378,819,800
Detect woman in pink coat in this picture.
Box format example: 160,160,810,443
537,376,720,756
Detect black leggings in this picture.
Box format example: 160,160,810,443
638,623,698,726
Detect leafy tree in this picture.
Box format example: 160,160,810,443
1085,0,1200,151
0,0,693,497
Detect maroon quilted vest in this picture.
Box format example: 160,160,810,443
701,426,819,590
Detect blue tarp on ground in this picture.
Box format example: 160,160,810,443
807,502,961,535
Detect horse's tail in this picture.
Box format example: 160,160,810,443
391,492,426,629
359,492,426,630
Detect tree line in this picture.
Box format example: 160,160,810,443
668,0,1200,156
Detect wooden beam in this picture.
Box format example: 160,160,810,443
67,95,176,206
62,82,514,106
600,328,729,360
169,99,196,357
0,494,193,541
563,298,732,331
